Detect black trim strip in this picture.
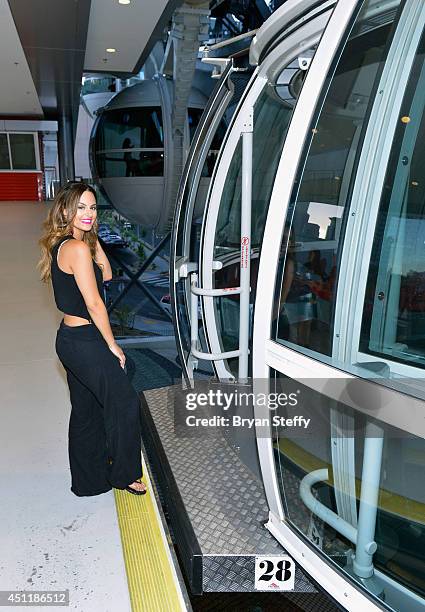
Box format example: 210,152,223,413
139,391,204,594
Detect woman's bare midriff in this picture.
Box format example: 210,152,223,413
63,314,92,326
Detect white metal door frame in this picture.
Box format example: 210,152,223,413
200,6,336,381
252,0,364,518
334,0,425,380
252,0,396,609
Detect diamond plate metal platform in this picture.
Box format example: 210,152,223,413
139,385,333,601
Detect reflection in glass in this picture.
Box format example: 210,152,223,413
96,151,164,178
0,134,10,170
188,107,204,143
82,77,116,95
271,372,425,606
360,28,425,369
96,108,163,150
9,134,36,170
173,70,252,377
274,6,400,357
213,73,308,370
93,107,164,178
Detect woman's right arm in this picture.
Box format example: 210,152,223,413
69,241,125,367
280,257,294,305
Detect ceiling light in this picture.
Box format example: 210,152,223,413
118,0,131,4
106,48,116,53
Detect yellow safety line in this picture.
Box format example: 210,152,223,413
114,460,187,612
276,438,425,525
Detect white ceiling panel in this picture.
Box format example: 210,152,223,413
84,0,174,74
0,0,42,116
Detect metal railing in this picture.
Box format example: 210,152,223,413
184,106,254,380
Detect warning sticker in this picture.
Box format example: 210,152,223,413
241,236,250,269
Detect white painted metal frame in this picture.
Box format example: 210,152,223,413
177,64,257,381
200,6,335,381
250,0,335,65
157,75,173,228
172,61,238,382
181,70,235,261
200,73,266,380
252,0,393,609
334,0,425,381
188,109,253,379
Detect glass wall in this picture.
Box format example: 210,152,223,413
0,133,38,171
273,2,400,358
212,63,309,372
9,134,37,170
270,1,425,609
94,107,164,178
272,372,425,606
0,134,9,169
360,28,425,370
172,70,252,379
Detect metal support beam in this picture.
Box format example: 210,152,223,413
353,422,384,579
300,420,384,583
57,113,75,185
104,233,172,321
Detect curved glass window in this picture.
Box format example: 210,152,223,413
212,68,308,371
96,108,163,150
272,371,425,607
82,77,116,95
95,152,164,178
188,108,204,143
172,69,252,380
360,28,425,370
274,2,401,357
94,107,164,178
200,118,229,179
270,1,425,610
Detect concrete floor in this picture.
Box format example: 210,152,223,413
0,202,131,611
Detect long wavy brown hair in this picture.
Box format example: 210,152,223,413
37,182,99,283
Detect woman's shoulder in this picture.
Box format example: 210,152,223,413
51,235,71,253
53,236,90,258
62,238,93,264
61,237,89,252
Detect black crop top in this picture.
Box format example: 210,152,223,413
51,235,105,320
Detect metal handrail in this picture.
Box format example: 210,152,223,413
191,285,241,297
190,272,248,362
188,106,254,379
300,423,383,581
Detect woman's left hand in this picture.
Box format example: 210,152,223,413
108,341,126,369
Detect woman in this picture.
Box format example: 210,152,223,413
278,228,314,347
37,182,146,496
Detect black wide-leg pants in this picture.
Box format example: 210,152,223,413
55,319,142,496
